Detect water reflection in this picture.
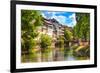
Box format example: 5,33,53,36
22,47,89,63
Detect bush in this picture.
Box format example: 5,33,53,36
40,34,52,52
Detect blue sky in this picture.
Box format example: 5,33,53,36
41,11,77,27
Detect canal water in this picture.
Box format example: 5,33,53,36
30,48,76,62
22,48,77,62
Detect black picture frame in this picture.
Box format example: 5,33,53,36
10,1,97,73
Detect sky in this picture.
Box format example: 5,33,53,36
41,11,77,27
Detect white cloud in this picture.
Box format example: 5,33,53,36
68,13,77,27
52,13,77,27
52,15,67,25
42,11,77,27
42,12,57,19
42,11,67,25
42,13,46,18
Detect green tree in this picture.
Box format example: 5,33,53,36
21,10,43,55
73,13,90,41
64,29,73,41
64,28,73,47
40,34,52,51
73,13,90,59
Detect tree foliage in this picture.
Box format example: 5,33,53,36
21,10,43,51
40,34,52,50
73,13,90,41
64,28,73,41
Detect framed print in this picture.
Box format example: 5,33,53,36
10,1,97,73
